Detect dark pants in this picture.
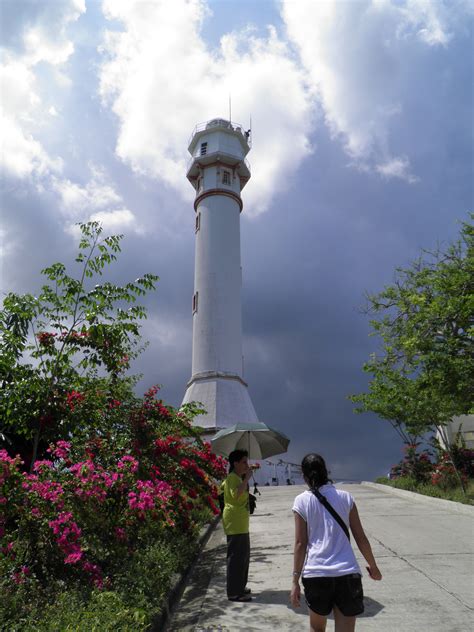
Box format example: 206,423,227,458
226,533,250,597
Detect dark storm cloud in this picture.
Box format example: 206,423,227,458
1,0,472,482
234,96,472,479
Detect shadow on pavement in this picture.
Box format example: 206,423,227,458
253,588,308,615
359,596,385,618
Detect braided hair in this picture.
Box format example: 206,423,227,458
301,453,332,491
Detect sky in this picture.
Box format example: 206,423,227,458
1,0,473,481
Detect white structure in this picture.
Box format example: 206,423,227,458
438,415,474,450
181,118,259,432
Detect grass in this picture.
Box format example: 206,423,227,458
0,529,205,631
374,476,474,505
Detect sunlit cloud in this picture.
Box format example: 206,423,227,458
98,0,314,215
0,0,85,180
281,0,471,183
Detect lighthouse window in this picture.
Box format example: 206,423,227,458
192,291,199,314
195,212,201,232
200,142,207,156
222,170,231,185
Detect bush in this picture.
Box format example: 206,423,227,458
0,413,226,626
0,222,158,469
387,475,418,491
0,224,228,628
389,443,434,483
451,445,474,479
375,476,474,505
23,590,148,631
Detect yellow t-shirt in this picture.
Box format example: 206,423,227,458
221,471,249,535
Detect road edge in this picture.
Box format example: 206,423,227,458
361,481,474,516
152,514,221,631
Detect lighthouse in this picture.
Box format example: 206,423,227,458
181,118,259,433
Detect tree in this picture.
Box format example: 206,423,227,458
0,222,159,469
351,216,473,486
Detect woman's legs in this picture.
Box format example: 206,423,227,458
308,609,327,632
242,532,250,589
226,533,250,598
333,606,356,632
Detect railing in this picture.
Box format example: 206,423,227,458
188,119,252,148
186,152,251,175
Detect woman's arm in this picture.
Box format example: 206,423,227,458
235,469,253,498
349,503,382,580
290,512,307,608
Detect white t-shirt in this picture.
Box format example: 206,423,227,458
292,485,361,577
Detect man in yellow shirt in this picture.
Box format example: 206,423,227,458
221,449,254,602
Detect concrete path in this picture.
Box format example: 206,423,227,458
167,484,474,632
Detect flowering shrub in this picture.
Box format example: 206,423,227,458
1,437,225,581
0,224,229,627
0,222,159,470
451,445,474,479
390,442,434,483
430,453,467,490
0,394,227,628
388,439,473,498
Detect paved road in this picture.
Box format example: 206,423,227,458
167,483,474,631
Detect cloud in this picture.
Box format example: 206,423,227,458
0,0,85,61
281,0,472,183
0,58,63,178
54,173,121,215
88,209,137,233
376,156,419,183
53,166,141,234
0,0,85,180
98,0,314,215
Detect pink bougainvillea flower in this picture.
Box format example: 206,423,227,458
65,390,85,411
114,527,127,541
47,440,72,460
33,460,54,472
64,551,83,564
117,455,139,473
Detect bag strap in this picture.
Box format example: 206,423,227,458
311,488,350,541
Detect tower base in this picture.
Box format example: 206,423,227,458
181,371,259,432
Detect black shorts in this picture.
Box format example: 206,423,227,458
302,574,364,617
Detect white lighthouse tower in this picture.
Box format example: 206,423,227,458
181,118,259,433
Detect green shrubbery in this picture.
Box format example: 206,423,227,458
352,216,474,496
0,224,226,629
375,476,474,505
375,438,474,505
10,590,149,631
1,536,200,630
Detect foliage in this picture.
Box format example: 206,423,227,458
0,223,228,629
450,445,474,479
0,399,226,628
380,432,474,503
351,216,473,490
0,222,158,469
375,477,474,505
351,215,473,434
3,589,148,632
389,442,434,483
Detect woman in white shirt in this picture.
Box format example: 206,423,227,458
290,454,382,632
